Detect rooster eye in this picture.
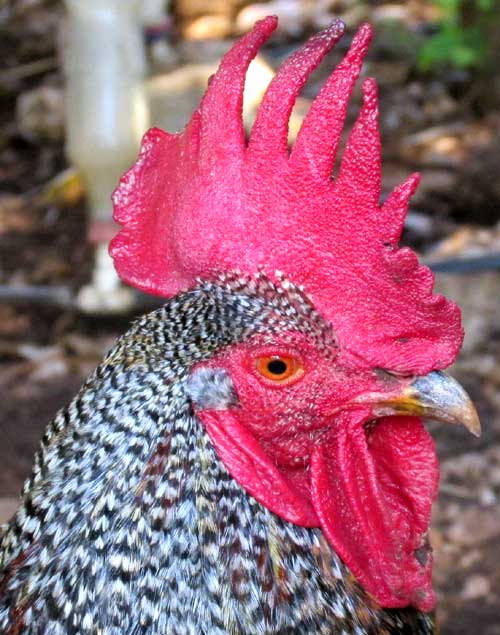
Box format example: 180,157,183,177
255,355,304,384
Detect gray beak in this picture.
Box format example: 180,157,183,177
369,371,481,437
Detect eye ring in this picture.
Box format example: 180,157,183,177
255,355,304,385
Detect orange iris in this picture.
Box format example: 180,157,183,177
255,355,304,384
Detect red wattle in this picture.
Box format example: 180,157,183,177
199,406,439,611
310,414,438,611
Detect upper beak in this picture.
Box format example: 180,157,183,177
363,370,481,437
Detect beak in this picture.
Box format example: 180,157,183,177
367,371,481,437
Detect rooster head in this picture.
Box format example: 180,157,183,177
110,17,479,613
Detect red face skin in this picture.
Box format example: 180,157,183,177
194,331,439,612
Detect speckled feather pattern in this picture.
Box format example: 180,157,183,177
0,273,434,634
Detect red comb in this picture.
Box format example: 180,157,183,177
110,17,463,374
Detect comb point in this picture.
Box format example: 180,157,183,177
110,19,464,374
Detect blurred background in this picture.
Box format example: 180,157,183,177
0,0,499,632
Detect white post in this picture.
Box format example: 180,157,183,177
62,0,152,311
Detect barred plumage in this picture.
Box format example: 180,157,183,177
0,274,433,634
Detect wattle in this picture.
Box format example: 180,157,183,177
198,408,439,611
310,413,438,611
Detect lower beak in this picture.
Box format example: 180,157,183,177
366,371,481,437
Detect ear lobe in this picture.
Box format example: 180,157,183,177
187,367,239,410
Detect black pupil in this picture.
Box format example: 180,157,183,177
267,358,288,376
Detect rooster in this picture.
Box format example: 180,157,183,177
0,17,480,635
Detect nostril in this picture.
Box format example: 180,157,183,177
373,368,394,381
374,368,414,381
